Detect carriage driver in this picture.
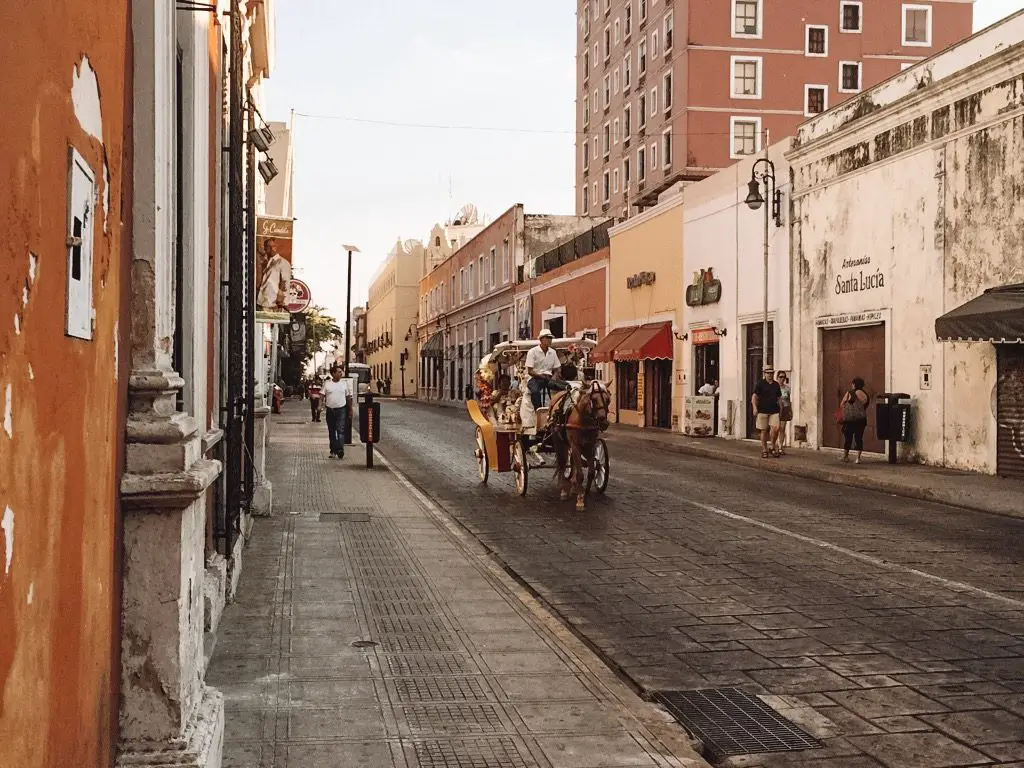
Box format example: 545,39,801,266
526,329,568,409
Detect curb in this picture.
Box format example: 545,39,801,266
616,430,1023,520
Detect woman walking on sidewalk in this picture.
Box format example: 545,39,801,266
777,371,793,455
840,377,869,464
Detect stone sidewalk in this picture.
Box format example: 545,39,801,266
206,406,711,768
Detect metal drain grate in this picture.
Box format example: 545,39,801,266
319,511,372,522
402,703,505,735
373,616,451,634
379,633,461,653
365,602,441,618
383,653,476,677
393,676,492,702
411,737,538,768
652,688,822,759
366,587,430,602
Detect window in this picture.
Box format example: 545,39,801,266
650,142,657,169
489,247,496,286
623,157,631,188
623,103,632,138
638,39,647,74
583,49,590,80
459,268,465,301
806,25,827,56
903,4,932,45
604,0,610,13
592,181,598,205
604,25,611,59
603,122,611,156
603,170,611,202
593,2,599,21
583,94,590,126
652,30,659,59
662,127,672,167
451,276,455,305
613,68,620,94
594,42,599,67
603,74,611,107
583,2,591,36
664,11,674,51
638,92,647,126
650,86,658,116
639,0,647,23
613,117,620,144
582,139,590,170
733,0,761,37
731,56,762,99
593,88,598,114
617,361,639,410
623,54,632,89
840,60,862,92
613,167,620,193
637,146,646,180
614,18,621,43
624,2,632,36
805,84,827,116
840,1,862,32
502,238,510,284
663,71,673,110
730,116,761,158
476,257,483,293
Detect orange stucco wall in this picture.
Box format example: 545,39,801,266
0,3,131,766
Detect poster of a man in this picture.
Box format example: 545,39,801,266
255,216,294,313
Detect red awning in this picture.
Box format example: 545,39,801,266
614,323,673,361
590,326,637,364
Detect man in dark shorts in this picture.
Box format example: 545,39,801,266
751,365,782,457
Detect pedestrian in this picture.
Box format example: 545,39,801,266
698,379,718,396
323,365,353,459
751,365,782,458
777,371,793,455
308,377,323,422
840,376,869,464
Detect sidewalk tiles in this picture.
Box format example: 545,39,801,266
206,414,711,768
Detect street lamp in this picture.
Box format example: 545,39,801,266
745,156,782,371
342,243,360,444
399,348,409,399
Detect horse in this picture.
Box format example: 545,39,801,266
550,380,611,511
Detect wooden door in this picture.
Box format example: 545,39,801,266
744,322,774,438
820,324,886,453
646,360,673,429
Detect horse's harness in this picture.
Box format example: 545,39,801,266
559,382,610,432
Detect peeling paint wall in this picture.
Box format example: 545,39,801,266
789,41,1024,473
0,2,130,766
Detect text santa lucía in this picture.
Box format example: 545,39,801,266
836,268,884,295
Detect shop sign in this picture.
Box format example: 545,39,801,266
627,271,656,289
834,255,885,295
685,268,722,306
815,310,885,328
636,365,646,414
284,278,312,314
691,327,719,345
683,395,715,437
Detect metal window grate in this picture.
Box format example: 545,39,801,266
402,703,505,735
651,688,822,759
411,737,537,768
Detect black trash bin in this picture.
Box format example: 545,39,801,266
876,392,912,464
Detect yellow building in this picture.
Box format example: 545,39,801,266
365,239,422,397
594,186,685,429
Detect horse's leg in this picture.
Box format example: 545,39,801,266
554,434,569,501
572,432,586,511
584,434,597,495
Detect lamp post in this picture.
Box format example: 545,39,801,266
342,244,360,444
399,348,408,398
744,141,782,372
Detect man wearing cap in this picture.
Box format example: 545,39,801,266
751,365,783,458
526,329,567,410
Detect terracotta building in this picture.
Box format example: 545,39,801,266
575,0,973,214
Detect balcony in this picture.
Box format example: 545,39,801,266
531,220,613,278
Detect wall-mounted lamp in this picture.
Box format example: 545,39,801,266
744,170,784,228
671,324,688,342
247,125,275,153
713,327,728,337
258,158,279,184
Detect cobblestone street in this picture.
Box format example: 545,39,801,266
376,400,1024,768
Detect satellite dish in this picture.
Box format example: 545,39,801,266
403,238,422,253
453,203,478,226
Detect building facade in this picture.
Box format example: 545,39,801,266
681,139,794,439
366,239,422,397
596,187,685,429
575,0,974,214
788,11,1024,475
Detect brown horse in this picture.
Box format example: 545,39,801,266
550,381,611,511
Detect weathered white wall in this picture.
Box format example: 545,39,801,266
790,35,1024,472
683,140,793,437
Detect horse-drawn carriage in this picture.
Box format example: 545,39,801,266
466,336,611,510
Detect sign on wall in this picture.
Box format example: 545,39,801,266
834,255,885,296
284,278,312,314
256,216,295,314
691,327,720,345
814,310,885,328
627,271,656,289
685,268,722,306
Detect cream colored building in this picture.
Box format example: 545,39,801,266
595,186,686,429
366,238,423,396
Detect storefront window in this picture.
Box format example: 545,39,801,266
616,361,639,410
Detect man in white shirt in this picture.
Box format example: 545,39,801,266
526,329,567,409
323,365,353,459
697,379,719,396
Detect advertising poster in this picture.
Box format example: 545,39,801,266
256,215,294,319
684,395,716,437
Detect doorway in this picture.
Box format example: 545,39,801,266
693,341,720,392
996,345,1024,479
646,359,673,429
744,322,774,438
820,324,885,453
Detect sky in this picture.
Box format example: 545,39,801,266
263,0,1024,323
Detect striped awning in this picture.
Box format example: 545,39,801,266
420,332,444,358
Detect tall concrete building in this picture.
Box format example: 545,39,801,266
575,0,974,215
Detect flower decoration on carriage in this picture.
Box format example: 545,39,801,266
476,353,497,408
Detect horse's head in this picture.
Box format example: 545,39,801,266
582,380,611,428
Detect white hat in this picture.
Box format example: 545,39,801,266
538,328,554,339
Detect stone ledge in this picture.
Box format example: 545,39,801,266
121,459,222,512
116,685,223,768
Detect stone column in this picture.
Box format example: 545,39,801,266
117,1,223,766
251,405,273,516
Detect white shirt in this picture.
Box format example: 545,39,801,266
323,377,352,409
525,345,560,378
698,383,717,395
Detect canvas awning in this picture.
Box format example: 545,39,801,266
420,331,444,358
590,326,636,364
614,322,674,361
935,283,1024,344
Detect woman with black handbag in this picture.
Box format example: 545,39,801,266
840,377,870,464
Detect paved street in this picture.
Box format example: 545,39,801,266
376,399,1024,768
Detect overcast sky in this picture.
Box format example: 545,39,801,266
263,0,1024,323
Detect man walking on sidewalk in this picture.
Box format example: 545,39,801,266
323,365,353,459
751,365,782,458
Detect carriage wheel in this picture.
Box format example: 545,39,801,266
513,440,529,496
594,439,610,493
475,427,489,484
